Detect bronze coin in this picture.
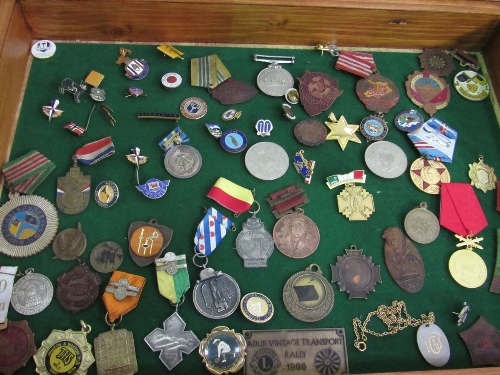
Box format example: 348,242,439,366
56,264,102,313
273,212,320,258
294,119,327,146
382,227,425,293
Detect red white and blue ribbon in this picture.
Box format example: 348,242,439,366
336,51,376,78
74,136,115,165
2,151,55,194
194,207,234,256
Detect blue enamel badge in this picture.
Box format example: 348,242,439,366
136,179,170,199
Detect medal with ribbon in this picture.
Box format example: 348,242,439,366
440,182,489,288
191,54,231,89
2,151,55,194
207,177,254,214
194,207,235,256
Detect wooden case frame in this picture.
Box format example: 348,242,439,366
0,1,499,374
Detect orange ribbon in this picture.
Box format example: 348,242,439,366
102,270,146,322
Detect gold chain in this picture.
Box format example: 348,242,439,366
352,300,435,351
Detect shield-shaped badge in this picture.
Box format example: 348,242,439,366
56,163,91,214
298,70,343,116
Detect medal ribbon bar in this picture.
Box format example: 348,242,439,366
103,270,146,322
74,136,115,165
2,151,55,194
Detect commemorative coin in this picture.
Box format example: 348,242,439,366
273,212,320,258
294,119,327,146
245,142,289,180
164,145,202,179
365,141,407,178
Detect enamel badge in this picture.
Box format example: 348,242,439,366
298,70,342,116
128,219,173,267
405,71,450,116
116,47,149,80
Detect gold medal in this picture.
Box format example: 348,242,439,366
337,184,375,220
410,158,450,194
449,248,487,289
468,155,497,193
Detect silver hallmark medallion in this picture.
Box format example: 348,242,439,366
164,145,202,179
144,312,200,370
404,202,440,244
256,63,294,97
11,269,53,315
193,268,241,319
283,265,334,322
235,212,274,268
364,140,407,179
94,328,138,375
417,323,450,367
245,142,289,181
243,328,349,375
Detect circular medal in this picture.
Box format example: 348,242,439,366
90,241,123,273
164,145,202,179
11,270,53,315
161,72,182,89
240,292,274,323
244,142,289,180
31,40,56,59
417,323,450,367
193,268,241,319
419,48,454,77
56,263,102,313
410,158,450,194
405,71,450,116
404,202,440,244
359,115,388,141
394,109,424,132
180,97,207,119
449,250,487,288
283,265,334,322
330,245,382,299
94,181,119,208
356,73,399,113
294,119,327,146
52,222,87,261
273,212,320,258
220,130,247,153
364,141,407,178
0,194,58,257
454,70,490,101
0,320,36,375
257,64,294,96
199,326,246,374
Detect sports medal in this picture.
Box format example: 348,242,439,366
52,222,87,260
180,97,208,119
440,183,488,288
116,47,149,80
199,326,246,374
454,70,489,101
294,119,327,146
298,70,342,116
210,78,258,104
364,141,407,179
34,321,95,375
468,155,497,193
409,157,450,194
419,48,455,76
404,202,440,244
11,269,53,315
235,202,274,268
126,148,170,199
359,114,388,141
94,180,119,208
144,252,200,370
283,264,334,322
405,71,450,116
90,241,123,273
460,316,500,366
56,260,102,313
356,73,399,113
244,142,289,180
128,219,173,267
382,227,425,293
273,211,320,258
0,320,36,375
324,113,361,151
240,292,274,323
254,54,295,97
394,109,424,132
293,150,315,184
331,245,381,299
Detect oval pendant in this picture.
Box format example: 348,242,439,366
417,323,450,367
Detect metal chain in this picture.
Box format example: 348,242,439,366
352,301,435,351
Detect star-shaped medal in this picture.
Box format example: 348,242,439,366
324,113,361,150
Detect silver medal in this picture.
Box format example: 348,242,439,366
236,212,274,268
364,141,407,179
404,202,440,244
245,142,289,181
254,54,295,97
417,323,450,367
192,267,241,319
11,269,53,315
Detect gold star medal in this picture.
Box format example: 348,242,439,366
324,113,361,150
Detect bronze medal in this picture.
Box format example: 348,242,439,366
56,161,91,215
0,320,36,375
460,316,500,366
355,73,399,113
382,227,425,293
298,71,342,116
405,71,450,116
52,222,87,260
331,245,381,299
419,48,455,77
273,211,320,258
128,219,173,266
210,78,258,104
293,119,327,146
410,158,450,194
56,262,102,313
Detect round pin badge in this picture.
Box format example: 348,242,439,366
240,292,274,323
394,109,424,132
222,109,241,121
180,97,207,119
359,115,388,141
95,181,119,208
454,70,490,101
161,72,182,90
220,130,247,153
31,40,56,59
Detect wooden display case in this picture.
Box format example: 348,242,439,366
0,1,499,374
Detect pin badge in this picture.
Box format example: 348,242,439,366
95,180,119,208
240,292,274,323
161,72,182,90
157,44,184,59
116,47,149,80
31,39,56,59
180,97,207,119
282,103,296,120
42,99,63,121
220,130,247,153
394,109,424,132
298,70,343,116
454,70,490,101
125,87,147,97
126,148,170,199
285,88,300,104
255,119,273,136
59,78,87,103
359,114,388,141
293,150,315,184
222,109,242,121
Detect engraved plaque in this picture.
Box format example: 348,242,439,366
243,328,349,375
